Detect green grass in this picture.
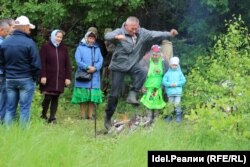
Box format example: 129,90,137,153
0,90,249,167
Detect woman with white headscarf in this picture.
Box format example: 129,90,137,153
39,29,72,123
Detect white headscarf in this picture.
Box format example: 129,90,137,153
50,29,61,47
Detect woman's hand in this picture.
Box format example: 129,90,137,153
41,77,47,85
87,66,96,73
65,79,71,86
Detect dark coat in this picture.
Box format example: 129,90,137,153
39,41,72,93
0,30,41,80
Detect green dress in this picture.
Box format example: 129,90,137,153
71,88,103,104
140,58,166,109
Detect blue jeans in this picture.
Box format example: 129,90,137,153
4,78,35,126
0,75,6,121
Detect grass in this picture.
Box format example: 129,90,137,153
0,89,249,167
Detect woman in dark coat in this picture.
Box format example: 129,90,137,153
39,29,72,123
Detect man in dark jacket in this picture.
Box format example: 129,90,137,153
104,16,178,130
0,15,41,127
0,19,10,122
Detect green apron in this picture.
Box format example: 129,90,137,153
140,58,166,109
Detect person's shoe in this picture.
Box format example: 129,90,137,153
176,112,183,123
165,116,173,122
146,110,154,124
126,91,139,105
87,116,94,120
40,115,48,120
104,114,112,130
48,118,57,124
176,115,182,123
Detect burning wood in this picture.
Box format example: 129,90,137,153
107,114,153,134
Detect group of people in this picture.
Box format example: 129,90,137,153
0,16,41,127
103,16,185,129
0,15,186,130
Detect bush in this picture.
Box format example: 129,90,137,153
183,15,250,140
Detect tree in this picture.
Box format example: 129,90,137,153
183,15,250,140
0,0,145,47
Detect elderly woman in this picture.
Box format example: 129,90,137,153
71,31,103,120
39,29,72,123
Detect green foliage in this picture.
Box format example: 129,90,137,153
162,102,174,117
200,0,229,13
81,0,144,27
0,0,145,49
183,15,250,140
173,39,208,74
0,0,66,27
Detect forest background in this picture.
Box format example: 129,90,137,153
1,0,249,69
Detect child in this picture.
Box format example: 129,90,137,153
71,31,103,120
140,45,169,123
162,57,186,122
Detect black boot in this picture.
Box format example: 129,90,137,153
176,113,182,122
104,112,112,130
40,115,48,120
48,118,57,124
150,110,155,123
48,95,59,124
41,95,51,120
104,96,118,130
176,108,183,123
146,109,155,124
165,110,174,122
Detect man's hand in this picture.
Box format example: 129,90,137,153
141,87,147,93
170,29,178,37
115,34,126,40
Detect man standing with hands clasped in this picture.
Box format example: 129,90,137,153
104,16,178,130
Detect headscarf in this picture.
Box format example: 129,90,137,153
150,44,163,59
87,27,98,38
80,31,96,44
84,31,96,46
50,29,61,47
150,44,161,54
169,57,180,66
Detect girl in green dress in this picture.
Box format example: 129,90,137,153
140,45,169,123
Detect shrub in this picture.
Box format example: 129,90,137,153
183,15,250,140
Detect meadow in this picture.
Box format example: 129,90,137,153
0,88,249,167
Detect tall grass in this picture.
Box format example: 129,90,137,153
1,118,249,167
0,90,249,167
